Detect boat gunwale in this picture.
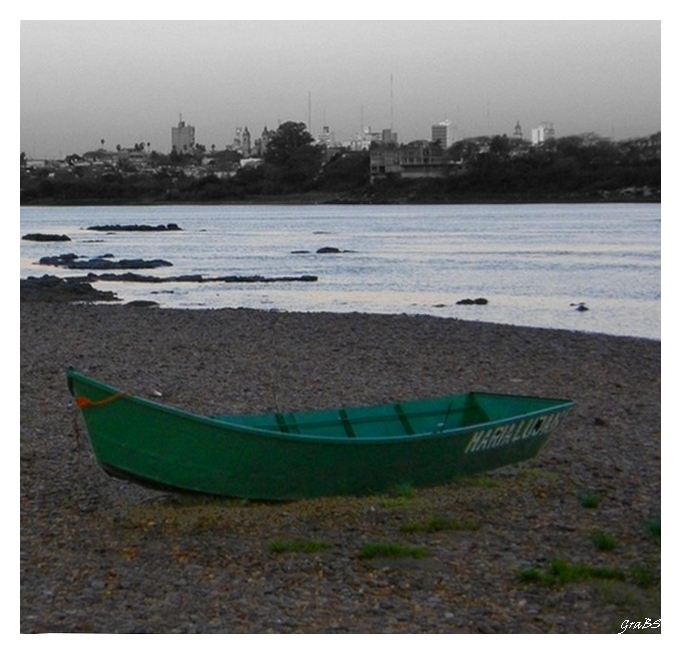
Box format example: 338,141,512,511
67,368,575,445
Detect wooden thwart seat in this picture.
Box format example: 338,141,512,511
338,409,356,438
394,403,415,435
275,413,300,434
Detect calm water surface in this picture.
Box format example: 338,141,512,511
20,204,661,340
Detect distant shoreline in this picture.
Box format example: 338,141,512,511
20,193,661,207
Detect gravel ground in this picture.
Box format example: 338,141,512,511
20,302,661,634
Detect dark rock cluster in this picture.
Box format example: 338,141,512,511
39,253,173,270
456,298,489,305
85,223,182,232
20,275,118,303
22,233,71,242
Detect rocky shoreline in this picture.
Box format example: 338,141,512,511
20,273,319,305
20,302,661,633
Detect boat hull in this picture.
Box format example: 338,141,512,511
67,368,574,500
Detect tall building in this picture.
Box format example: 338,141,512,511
171,118,196,153
531,122,555,145
370,140,451,182
242,127,251,156
318,125,336,148
381,129,398,145
431,120,452,149
233,127,243,151
232,127,252,155
349,126,381,151
255,127,275,156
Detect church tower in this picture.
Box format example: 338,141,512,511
513,120,523,140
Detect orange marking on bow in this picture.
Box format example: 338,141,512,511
75,392,128,409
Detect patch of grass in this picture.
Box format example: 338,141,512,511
518,559,660,599
518,559,626,586
359,542,428,560
267,539,330,554
375,482,419,508
630,565,658,589
591,530,618,551
550,559,626,583
388,482,415,498
453,475,501,488
517,567,554,585
379,496,416,508
579,492,600,508
400,516,480,533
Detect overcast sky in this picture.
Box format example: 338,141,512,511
20,20,661,159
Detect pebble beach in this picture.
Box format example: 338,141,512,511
20,302,661,634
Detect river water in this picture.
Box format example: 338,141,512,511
20,203,661,340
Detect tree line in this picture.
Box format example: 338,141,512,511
21,122,660,204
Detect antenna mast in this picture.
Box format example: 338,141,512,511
308,92,311,132
390,73,394,131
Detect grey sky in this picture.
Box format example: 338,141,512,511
20,20,661,159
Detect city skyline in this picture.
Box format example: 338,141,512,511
20,20,661,159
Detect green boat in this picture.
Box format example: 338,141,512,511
67,368,574,500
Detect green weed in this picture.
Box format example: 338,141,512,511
518,558,660,597
379,496,416,508
550,559,625,583
518,559,626,586
630,566,658,589
517,567,554,585
591,530,618,551
453,475,500,488
268,539,330,554
579,492,600,508
388,482,415,498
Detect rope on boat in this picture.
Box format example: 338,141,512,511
74,391,129,409
71,408,85,449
